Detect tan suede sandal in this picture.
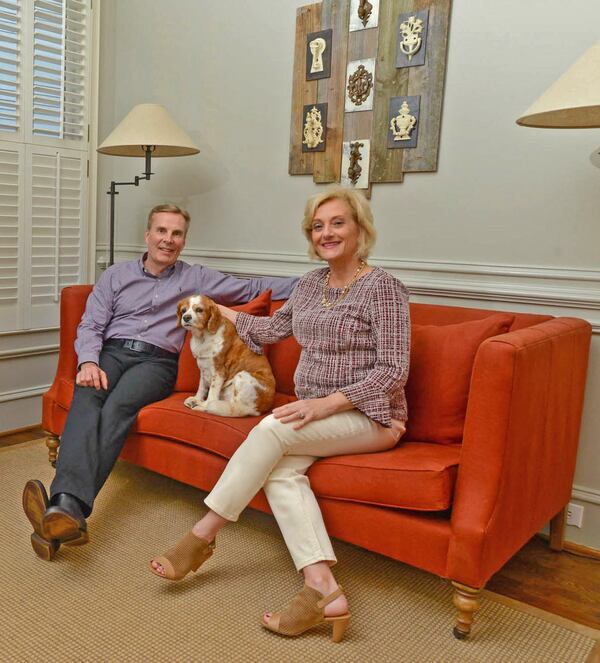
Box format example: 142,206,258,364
149,531,215,581
263,584,350,642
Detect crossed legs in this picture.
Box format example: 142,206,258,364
23,344,177,560
151,410,402,632
51,345,178,514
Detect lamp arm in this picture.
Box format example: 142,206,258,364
106,146,155,266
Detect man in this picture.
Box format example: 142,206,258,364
22,203,298,561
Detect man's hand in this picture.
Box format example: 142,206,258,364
76,362,108,390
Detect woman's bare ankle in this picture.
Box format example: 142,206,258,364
302,563,340,596
191,510,227,543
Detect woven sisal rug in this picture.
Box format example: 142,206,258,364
3,440,599,662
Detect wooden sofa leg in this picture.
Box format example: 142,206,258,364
44,432,59,467
452,581,483,640
549,506,566,551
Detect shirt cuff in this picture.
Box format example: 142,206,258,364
77,353,100,368
338,385,391,428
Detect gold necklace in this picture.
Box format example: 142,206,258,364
321,260,366,309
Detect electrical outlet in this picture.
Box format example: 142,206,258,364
566,502,584,528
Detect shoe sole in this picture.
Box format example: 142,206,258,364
43,510,88,545
22,480,48,537
30,533,60,561
23,481,61,561
63,530,89,546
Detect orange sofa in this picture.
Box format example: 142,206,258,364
42,285,592,638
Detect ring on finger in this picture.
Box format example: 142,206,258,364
298,412,305,420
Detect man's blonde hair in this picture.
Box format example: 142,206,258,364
301,186,376,261
147,204,191,232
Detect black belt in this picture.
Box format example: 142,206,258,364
106,338,178,360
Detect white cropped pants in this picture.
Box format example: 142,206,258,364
204,410,405,571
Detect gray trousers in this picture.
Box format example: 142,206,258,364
51,342,178,516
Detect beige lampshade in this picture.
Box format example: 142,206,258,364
516,41,600,128
97,104,200,156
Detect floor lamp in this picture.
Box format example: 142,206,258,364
97,104,200,266
516,41,600,129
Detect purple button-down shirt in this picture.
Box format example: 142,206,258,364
75,256,298,366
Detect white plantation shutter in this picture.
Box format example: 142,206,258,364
0,141,23,330
27,144,85,327
0,0,92,332
33,0,87,142
0,0,20,134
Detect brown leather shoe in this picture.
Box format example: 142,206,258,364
43,493,88,546
22,480,60,561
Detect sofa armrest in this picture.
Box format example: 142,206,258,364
446,317,591,586
42,285,93,431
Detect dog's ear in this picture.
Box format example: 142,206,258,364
176,298,188,327
206,299,221,334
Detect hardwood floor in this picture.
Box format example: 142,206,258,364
488,535,600,629
2,427,599,630
0,425,45,447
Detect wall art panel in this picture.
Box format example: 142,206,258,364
289,0,451,190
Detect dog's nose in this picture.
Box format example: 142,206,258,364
182,314,192,323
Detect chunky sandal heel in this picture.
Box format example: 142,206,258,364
150,531,215,581
263,584,350,641
326,614,350,643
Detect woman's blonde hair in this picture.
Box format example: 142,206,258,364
302,186,376,261
147,203,191,233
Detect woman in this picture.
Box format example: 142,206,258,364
150,186,410,642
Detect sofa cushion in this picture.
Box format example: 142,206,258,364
135,391,297,459
137,393,459,511
307,442,461,511
405,314,514,444
266,300,302,396
174,289,272,393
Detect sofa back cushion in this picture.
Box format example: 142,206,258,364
405,313,514,444
174,289,272,393
410,302,551,331
265,300,302,396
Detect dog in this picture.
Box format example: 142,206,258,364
177,295,276,417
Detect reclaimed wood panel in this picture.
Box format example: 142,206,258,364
343,108,373,142
343,23,377,198
289,3,322,175
344,23,377,142
402,0,451,172
369,0,410,183
347,24,379,61
313,0,350,183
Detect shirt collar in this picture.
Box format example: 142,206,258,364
139,253,178,279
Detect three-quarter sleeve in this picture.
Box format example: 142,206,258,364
338,278,410,426
235,295,294,354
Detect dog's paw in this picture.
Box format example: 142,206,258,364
184,397,199,409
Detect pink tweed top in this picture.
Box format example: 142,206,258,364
236,267,410,427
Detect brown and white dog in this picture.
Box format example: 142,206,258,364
177,295,275,417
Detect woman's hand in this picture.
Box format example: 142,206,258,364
273,392,354,429
217,304,238,324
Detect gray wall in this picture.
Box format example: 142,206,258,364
96,0,600,548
